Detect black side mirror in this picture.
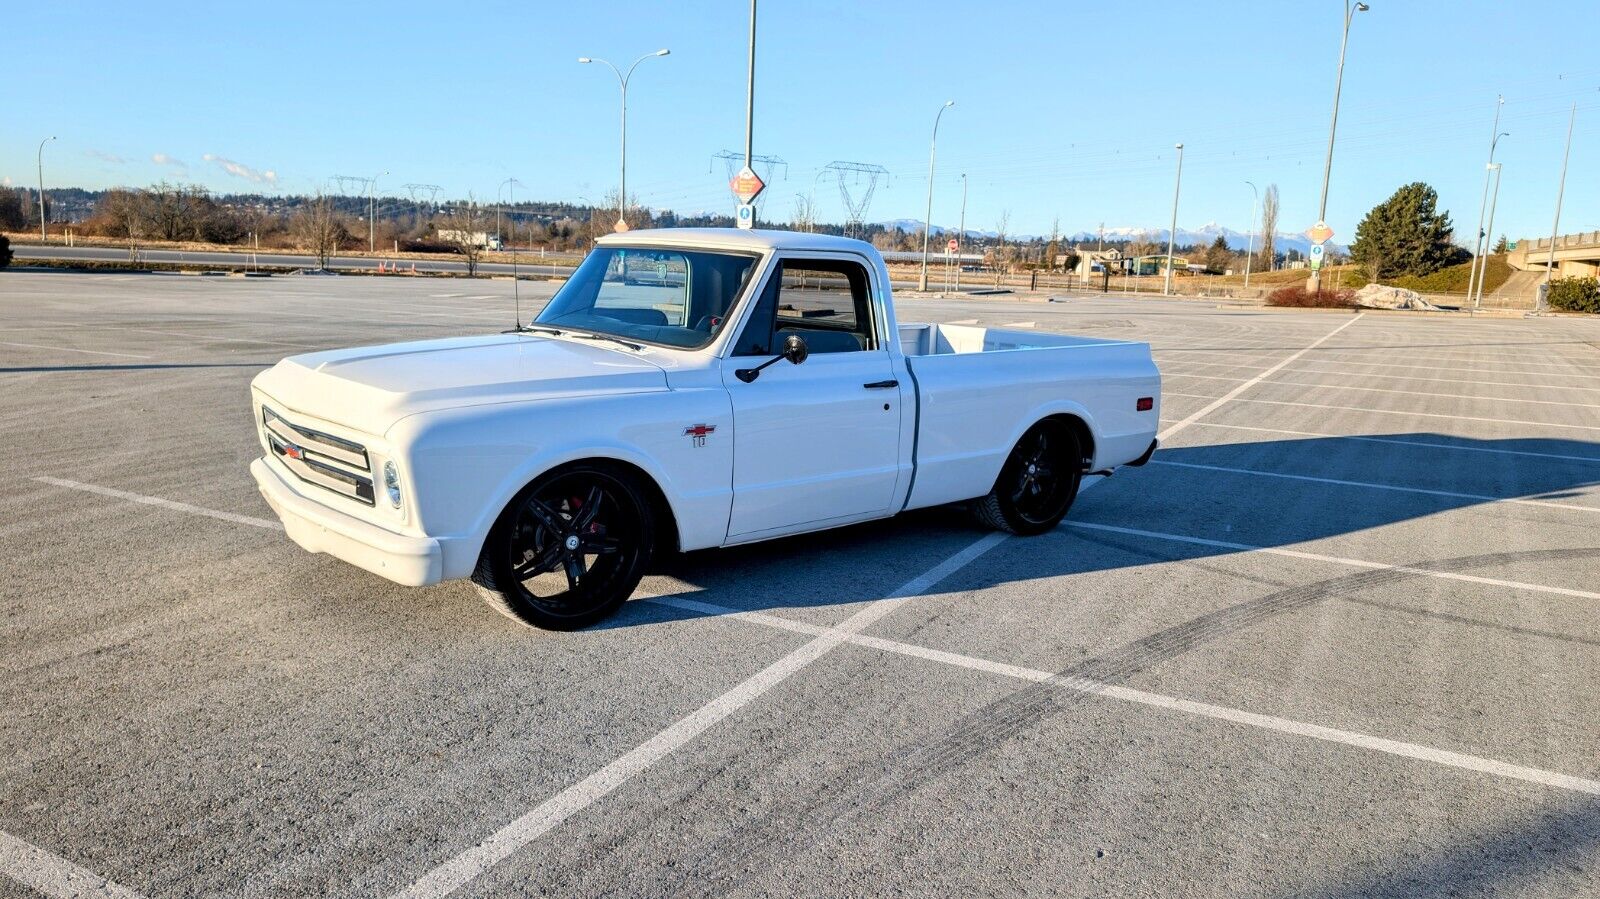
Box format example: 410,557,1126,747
736,334,809,383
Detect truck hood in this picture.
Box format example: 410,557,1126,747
252,334,668,436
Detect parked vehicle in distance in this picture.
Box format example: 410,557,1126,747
250,229,1161,629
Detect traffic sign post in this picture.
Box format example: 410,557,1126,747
1308,243,1326,270
730,166,765,205
946,238,958,253
735,203,756,230
1305,221,1335,245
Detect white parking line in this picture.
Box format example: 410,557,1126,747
0,831,144,899
1156,420,1600,465
32,477,283,531
1146,459,1600,515
1159,314,1365,441
1062,520,1600,603
391,531,1011,899
1164,395,1600,434
1254,379,1600,410
1272,365,1600,393
645,597,1600,798
0,340,151,360
1158,350,1600,382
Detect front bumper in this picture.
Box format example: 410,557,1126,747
251,457,443,586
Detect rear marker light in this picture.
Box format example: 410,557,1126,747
1136,397,1154,411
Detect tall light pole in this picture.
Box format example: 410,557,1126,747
1163,143,1184,297
579,48,671,233
918,100,956,292
497,176,523,244
954,173,968,291
1244,180,1259,290
36,136,56,240
1466,129,1510,304
1475,163,1503,310
1540,103,1577,309
1464,96,1505,304
368,170,387,253
1308,0,1370,294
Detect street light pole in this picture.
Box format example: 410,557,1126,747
1309,0,1369,294
368,170,387,253
36,136,56,240
1475,163,1503,310
1244,180,1259,291
1540,102,1576,310
579,48,671,233
918,100,956,292
1466,130,1509,304
954,173,968,291
1163,143,1184,297
1465,96,1505,305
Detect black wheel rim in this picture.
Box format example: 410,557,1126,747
1008,425,1074,524
505,471,641,619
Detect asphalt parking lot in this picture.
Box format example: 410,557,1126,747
3,269,1599,898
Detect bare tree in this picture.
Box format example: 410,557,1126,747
291,193,347,270
791,192,817,233
993,209,1011,287
1259,184,1279,272
438,196,491,276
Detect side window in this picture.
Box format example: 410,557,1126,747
733,269,780,356
771,259,874,354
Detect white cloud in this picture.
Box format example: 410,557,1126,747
151,153,189,176
87,149,127,165
203,153,278,185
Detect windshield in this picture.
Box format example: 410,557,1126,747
535,246,760,349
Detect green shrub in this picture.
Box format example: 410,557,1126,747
1266,285,1355,308
0,235,11,269
1547,276,1600,313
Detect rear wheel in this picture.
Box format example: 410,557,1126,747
972,420,1083,536
471,463,654,630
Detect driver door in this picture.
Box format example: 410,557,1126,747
720,255,905,540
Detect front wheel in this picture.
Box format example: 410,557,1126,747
972,420,1083,536
471,463,654,630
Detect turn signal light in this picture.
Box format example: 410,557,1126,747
1136,397,1154,411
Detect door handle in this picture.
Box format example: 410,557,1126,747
862,379,899,389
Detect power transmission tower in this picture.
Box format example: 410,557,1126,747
403,183,442,229
822,161,889,239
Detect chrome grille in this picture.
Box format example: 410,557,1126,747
262,406,375,505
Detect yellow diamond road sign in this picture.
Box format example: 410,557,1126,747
1305,221,1334,245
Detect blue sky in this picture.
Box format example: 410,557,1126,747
5,1,1598,242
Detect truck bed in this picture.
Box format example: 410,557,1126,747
896,322,1161,511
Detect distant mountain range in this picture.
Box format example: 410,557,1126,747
878,218,1346,255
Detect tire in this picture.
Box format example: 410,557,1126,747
972,419,1083,536
471,463,655,630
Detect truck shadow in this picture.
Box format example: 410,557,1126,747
609,432,1600,629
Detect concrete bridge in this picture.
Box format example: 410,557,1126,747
1508,230,1600,279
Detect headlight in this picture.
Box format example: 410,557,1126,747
383,461,403,509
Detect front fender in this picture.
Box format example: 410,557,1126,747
387,388,734,581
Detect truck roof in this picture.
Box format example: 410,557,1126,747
595,227,876,255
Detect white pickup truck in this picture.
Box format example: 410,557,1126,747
250,229,1160,628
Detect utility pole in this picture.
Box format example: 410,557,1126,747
36,136,56,240
368,171,387,253
1163,143,1184,297
1540,103,1576,310
918,100,956,292
743,0,757,224
1244,181,1259,290
954,173,968,291
1465,95,1507,305
1475,163,1502,310
1308,0,1370,294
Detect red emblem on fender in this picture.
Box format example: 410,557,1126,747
684,424,715,447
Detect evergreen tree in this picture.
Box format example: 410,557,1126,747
1493,234,1509,254
1350,182,1462,282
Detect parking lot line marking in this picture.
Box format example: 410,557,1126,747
0,340,151,360
1156,421,1600,465
1157,350,1600,382
1261,378,1600,409
1272,365,1600,393
1182,396,1600,433
391,531,1011,899
0,831,145,899
32,477,284,531
1062,520,1600,603
1146,459,1600,515
1159,314,1365,441
644,597,1600,798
